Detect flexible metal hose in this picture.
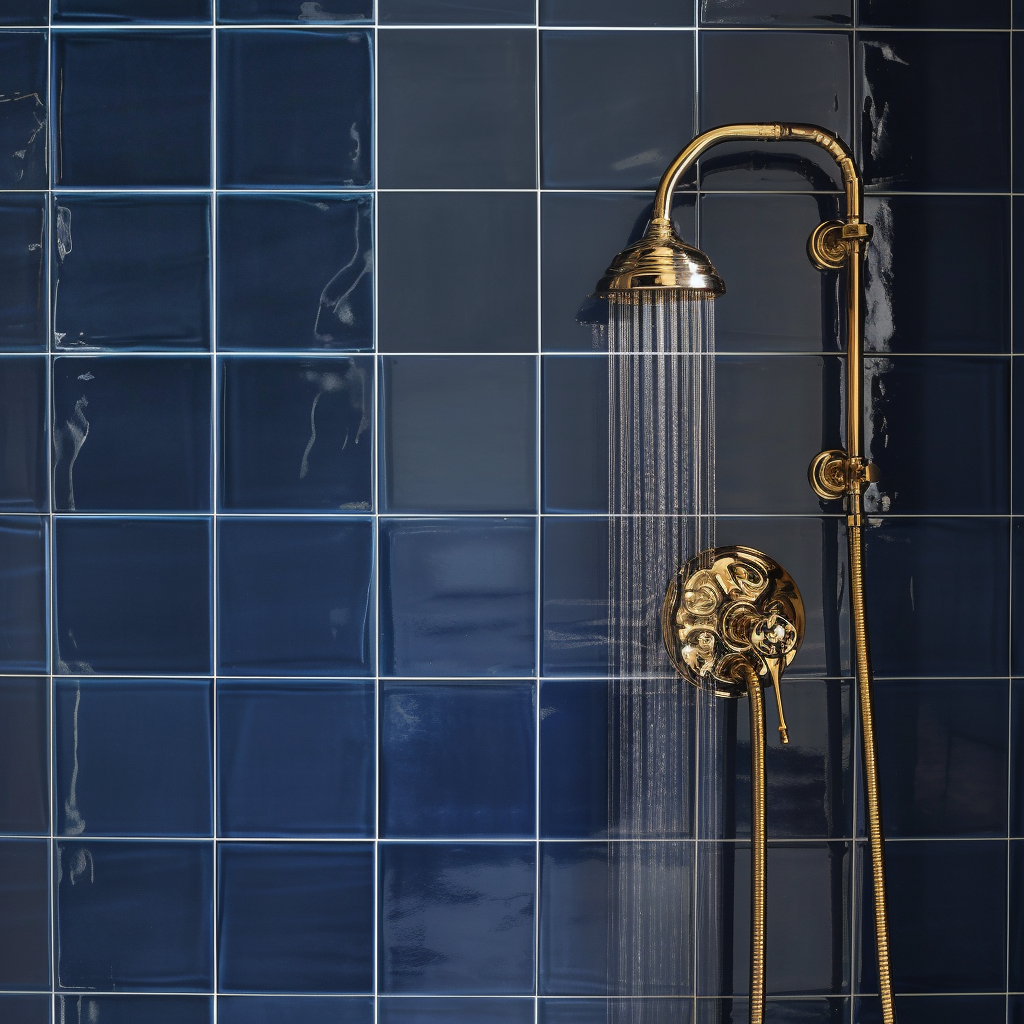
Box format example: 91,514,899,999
747,672,768,1024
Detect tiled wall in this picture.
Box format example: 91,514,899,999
0,0,1020,1022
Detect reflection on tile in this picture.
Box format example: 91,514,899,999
380,518,536,677
380,843,535,994
700,0,850,24
0,516,47,673
0,197,46,350
54,518,211,675
378,29,535,188
53,31,211,186
0,840,48,990
0,32,46,189
220,356,372,511
56,839,213,991
55,0,211,20
217,30,372,187
218,997,373,1024
218,842,374,993
0,995,50,1024
856,995,1007,1024
56,996,213,1024
218,681,375,837
0,0,47,24
378,192,537,352
0,356,46,511
52,195,211,351
541,31,694,189
380,998,534,1024
541,0,693,24
217,518,374,675
1013,680,1023,837
217,194,372,351
218,0,371,21
858,0,1007,27
54,678,213,837
381,0,534,22
381,356,536,512
695,999,848,1024
0,677,47,834
540,1000,692,1024
53,356,212,511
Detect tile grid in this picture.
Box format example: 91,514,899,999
1009,4,1016,1023
210,7,219,1023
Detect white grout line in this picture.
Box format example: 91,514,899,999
1008,6,1015,1022
533,5,542,1021
210,15,219,1018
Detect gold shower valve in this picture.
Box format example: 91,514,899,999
808,449,878,500
808,219,873,271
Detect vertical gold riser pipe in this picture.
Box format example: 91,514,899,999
747,672,768,1024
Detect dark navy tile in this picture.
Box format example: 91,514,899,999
1014,197,1024,355
1012,841,1024,990
217,194,372,352
859,33,1009,192
859,840,1006,993
0,516,47,673
0,995,50,1024
0,357,46,511
378,30,535,188
381,680,535,838
1014,680,1023,836
380,518,536,677
53,31,211,187
1014,995,1024,1024
381,0,534,22
700,0,850,24
541,31,694,189
217,30,371,188
0,840,48,989
56,996,212,1024
218,0,371,21
218,997,373,1024
541,0,693,24
52,356,212,512
218,842,374,993
856,995,1006,1024
52,195,211,351
381,356,536,512
380,999,535,1024
220,356,372,511
380,843,535,994
0,0,47,24
539,841,692,995
217,518,374,675
0,196,46,350
0,32,46,189
859,0,1007,26
378,192,537,353
695,999,848,1024
0,678,47,834
54,678,213,837
1011,524,1024,674
218,680,375,837
1016,360,1024,513
56,839,213,991
866,196,1009,355
540,1000,692,1024
700,32,851,192
54,0,212,21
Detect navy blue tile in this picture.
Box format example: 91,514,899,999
866,196,1009,355
52,356,211,512
541,0,693,24
218,997,373,1024
381,680,535,838
381,356,537,512
695,1000,847,1024
1012,841,1024,989
378,30,535,188
378,192,537,353
218,681,375,837
220,356,372,511
1013,680,1023,836
0,678,47,834
540,1000,692,1024
699,32,851,192
0,32,46,189
381,0,534,22
380,999,535,1024
700,0,850,24
0,1,47,24
380,843,535,994
1012,524,1024,673
0,516,47,673
0,357,46,511
53,31,211,187
380,518,536,677
52,196,211,351
56,840,213,991
217,518,373,675
1014,197,1024,355
0,995,50,1024
0,840,48,989
218,842,374,993
1014,995,1024,1024
54,518,211,674
1015,360,1024,513
0,196,46,350
56,996,212,1024
859,33,1010,192
218,0,371,21
859,0,1007,26
856,995,1006,1024
54,0,212,21
541,31,694,189
217,194,372,352
217,29,372,188
54,678,213,837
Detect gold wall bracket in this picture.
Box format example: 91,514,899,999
808,219,873,271
808,449,879,501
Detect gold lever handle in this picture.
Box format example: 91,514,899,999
751,609,798,745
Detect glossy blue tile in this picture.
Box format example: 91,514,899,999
378,30,534,188
0,0,47,24
1013,680,1023,836
378,192,537,353
52,196,211,351
217,29,372,188
540,1000,692,1024
699,32,851,192
859,0,1007,26
54,678,213,837
217,194,372,352
1017,38,1024,191
218,518,373,675
381,680,535,838
859,33,1009,192
695,999,847,1024
218,997,373,1024
0,840,49,989
218,681,375,837
856,995,1006,1024
218,842,374,993
52,356,212,511
381,0,534,22
541,0,693,24
220,356,372,511
218,0,371,21
0,196,46,350
0,678,47,834
56,996,213,1024
541,31,694,189
700,0,850,24
381,356,536,512
1011,841,1024,989
0,357,46,511
1011,524,1024,674
56,839,213,991
380,843,535,994
380,518,536,677
0,995,50,1024
1013,995,1024,1024
380,998,535,1024
0,32,46,189
54,0,212,21
53,31,211,187
0,516,47,673
54,518,211,675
